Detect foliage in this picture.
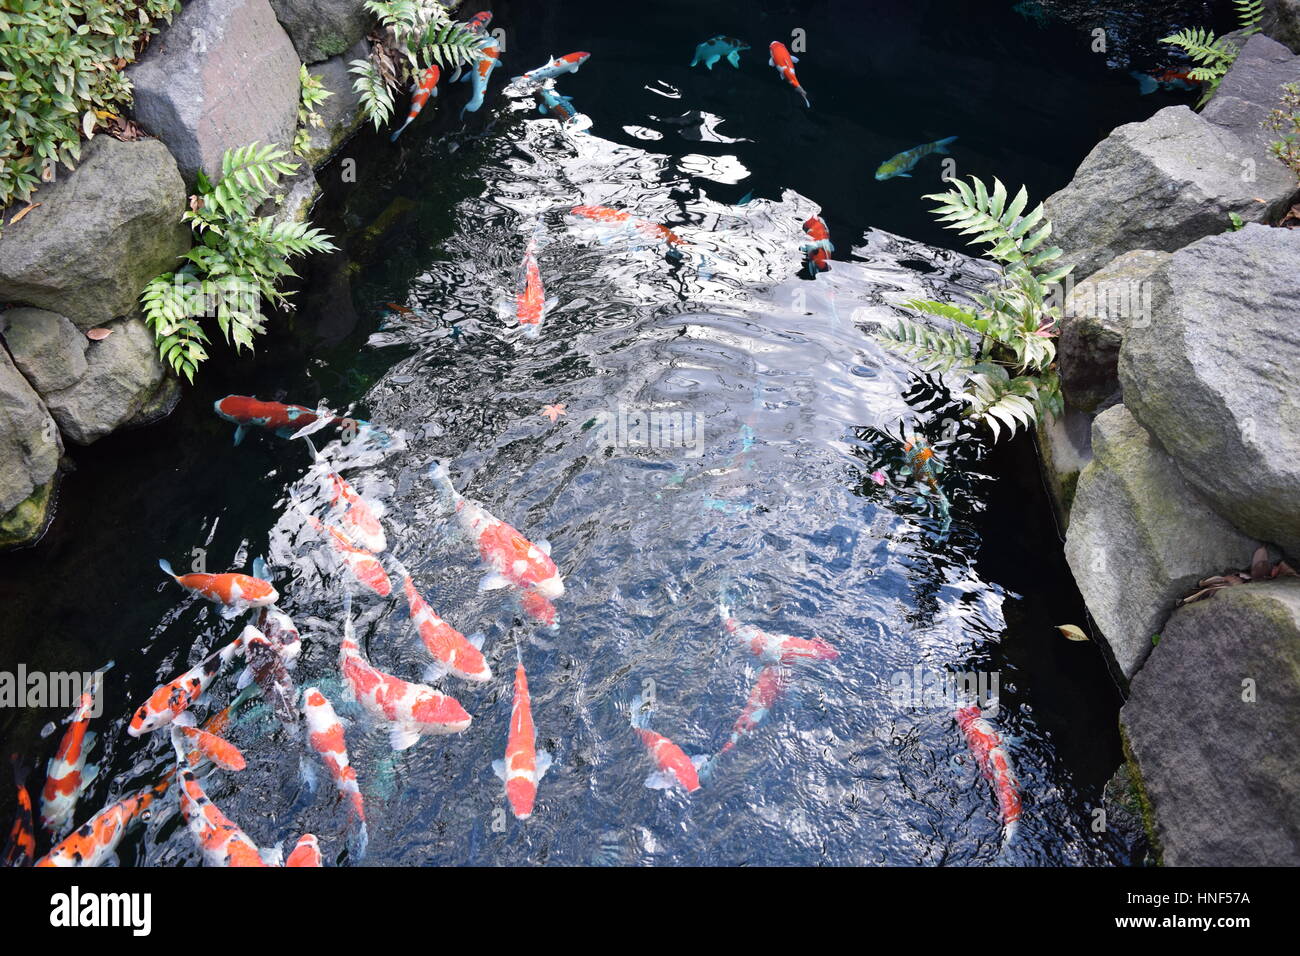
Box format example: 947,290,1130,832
1265,82,1300,182
351,0,485,128
293,64,332,156
0,0,180,221
140,144,336,383
873,176,1072,441
1160,0,1265,107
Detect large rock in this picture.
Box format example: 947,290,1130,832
0,308,88,394
1121,579,1300,865
1064,404,1260,680
129,0,301,186
1202,34,1300,156
41,316,169,445
300,39,368,168
1264,0,1300,53
1044,106,1297,279
0,347,62,540
1035,405,1093,529
1059,250,1170,413
0,138,188,328
1120,225,1300,556
269,0,369,65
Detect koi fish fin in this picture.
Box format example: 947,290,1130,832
535,539,552,556
800,90,811,108
935,136,958,153
252,556,270,580
158,558,176,580
491,758,507,781
468,631,486,650
218,603,242,621
259,844,284,867
390,118,413,142
78,759,100,795
898,172,912,178
299,756,319,793
233,425,247,446
389,726,421,751
727,50,742,68
349,820,369,861
427,461,457,499
421,662,449,684
644,770,678,790
1131,72,1158,95
535,750,553,779
628,693,654,729
768,56,774,66
693,754,715,782
479,572,511,592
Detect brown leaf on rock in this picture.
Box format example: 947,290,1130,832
1056,624,1090,642
86,328,113,340
1250,546,1272,580
1274,561,1298,578
9,202,40,225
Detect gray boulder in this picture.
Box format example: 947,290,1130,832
1202,34,1300,156
129,0,301,186
1264,0,1300,53
1120,225,1300,556
1121,579,1300,865
0,308,88,394
0,138,189,328
0,347,62,547
1064,404,1260,680
42,316,169,445
1035,405,1093,529
269,0,369,65
300,39,368,168
1059,250,1170,413
1044,106,1297,279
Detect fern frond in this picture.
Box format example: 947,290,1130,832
350,59,396,130
876,318,975,374
417,21,487,71
1235,0,1265,34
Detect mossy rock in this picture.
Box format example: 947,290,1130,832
0,478,56,550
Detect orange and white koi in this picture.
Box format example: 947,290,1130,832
339,595,472,749
519,589,559,630
460,34,501,118
515,236,556,338
304,513,393,597
213,394,368,445
719,666,787,755
462,10,492,34
629,694,706,793
402,574,491,682
428,463,564,599
2,756,35,867
301,686,368,857
171,729,270,867
801,215,832,276
720,602,838,664
158,558,279,615
35,779,166,867
955,705,1022,847
39,670,106,839
391,64,440,142
284,833,323,867
569,204,686,248
493,657,552,819
128,633,247,737
171,712,246,771
768,42,810,107
514,51,591,86
328,472,387,553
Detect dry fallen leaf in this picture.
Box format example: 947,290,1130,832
1057,624,1090,642
1250,546,1271,580
86,327,113,340
82,110,96,139
9,202,40,225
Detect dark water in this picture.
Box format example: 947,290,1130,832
1,0,1226,866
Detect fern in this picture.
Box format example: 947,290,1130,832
871,176,1070,441
1162,0,1265,107
417,21,487,72
350,58,396,131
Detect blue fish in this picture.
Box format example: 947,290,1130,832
691,36,749,70
537,85,578,123
460,36,501,118
875,136,958,180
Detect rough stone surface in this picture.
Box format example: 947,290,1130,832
1120,225,1300,556
1036,405,1093,529
301,39,368,168
1043,106,1297,279
269,0,369,65
1064,404,1260,680
129,0,301,185
1264,0,1300,53
1,308,88,394
1202,34,1300,156
42,317,169,445
0,347,62,518
0,138,189,328
1060,250,1170,413
1121,579,1300,865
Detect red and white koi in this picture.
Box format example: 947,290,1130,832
462,10,492,34
519,588,559,630
955,705,1023,847
171,729,271,867
428,463,564,599
514,236,557,338
629,694,706,793
720,602,838,664
402,574,491,682
284,833,323,867
801,215,832,276
128,633,247,737
158,558,278,615
304,513,392,597
719,666,788,755
171,712,246,771
35,779,167,868
768,42,810,107
2,756,35,867
213,395,368,445
301,686,368,857
339,596,472,749
391,64,440,142
493,656,552,819
569,204,686,248
39,670,107,839
513,51,591,87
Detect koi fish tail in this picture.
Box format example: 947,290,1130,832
934,135,958,154
628,693,654,730
158,558,178,581
799,88,811,108
349,819,369,861
427,461,458,501
390,118,414,142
